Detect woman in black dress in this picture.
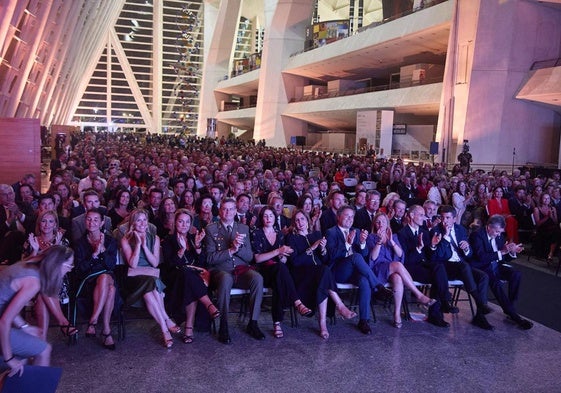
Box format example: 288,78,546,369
74,208,118,349
286,209,356,339
250,206,312,339
161,209,220,343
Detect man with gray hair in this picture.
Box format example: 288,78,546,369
469,214,532,330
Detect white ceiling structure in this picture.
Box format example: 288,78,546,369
1,0,559,135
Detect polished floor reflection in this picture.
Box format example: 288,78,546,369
51,287,561,393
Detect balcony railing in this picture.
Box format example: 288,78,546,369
289,76,443,103
290,0,449,58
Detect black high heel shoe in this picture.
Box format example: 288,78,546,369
207,304,221,320
183,327,194,344
60,324,79,338
101,332,116,350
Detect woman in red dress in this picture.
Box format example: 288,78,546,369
487,186,518,242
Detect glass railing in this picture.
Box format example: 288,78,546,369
289,75,443,103
290,0,449,58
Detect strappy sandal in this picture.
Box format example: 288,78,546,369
165,319,181,335
295,301,313,317
61,324,79,337
183,327,194,344
207,304,221,320
84,322,96,337
335,304,357,320
273,322,284,339
163,331,173,348
101,331,116,350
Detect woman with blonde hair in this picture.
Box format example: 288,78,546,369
367,213,436,328
23,210,76,341
121,208,180,348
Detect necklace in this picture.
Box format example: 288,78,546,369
38,237,54,250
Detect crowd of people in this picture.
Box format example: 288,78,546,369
0,131,548,376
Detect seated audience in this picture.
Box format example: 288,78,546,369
368,212,437,328
22,210,76,341
251,206,312,339
205,198,264,344
325,205,391,335
397,205,452,326
74,208,118,349
469,214,532,330
508,185,534,232
286,210,356,339
71,190,112,244
487,186,518,242
121,209,180,348
389,199,407,233
154,197,178,239
107,188,133,230
161,209,220,344
295,193,321,232
430,205,493,330
193,194,217,231
532,192,560,262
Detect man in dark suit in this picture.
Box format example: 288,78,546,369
283,175,305,206
469,214,532,330
270,195,290,233
326,205,389,335
398,175,418,207
389,199,407,233
398,205,454,327
234,193,256,229
430,205,493,330
320,190,346,235
508,185,534,231
145,188,163,224
206,198,265,344
353,190,381,232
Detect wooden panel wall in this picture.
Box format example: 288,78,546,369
0,118,41,189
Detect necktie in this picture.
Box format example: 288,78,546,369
343,230,353,257
227,225,232,233
490,237,497,252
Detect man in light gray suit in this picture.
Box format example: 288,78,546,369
205,198,264,344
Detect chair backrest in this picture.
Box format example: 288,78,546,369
343,178,358,187
362,180,376,190
283,204,296,218
253,204,265,216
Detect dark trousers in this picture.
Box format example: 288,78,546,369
406,262,451,304
332,253,381,321
484,263,521,316
257,262,300,322
445,261,488,309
